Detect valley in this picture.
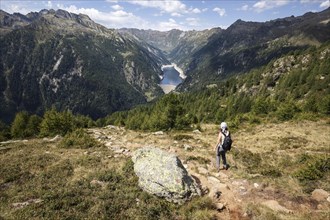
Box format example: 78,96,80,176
1,8,329,123
0,6,329,220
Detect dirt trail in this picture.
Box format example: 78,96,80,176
88,120,330,219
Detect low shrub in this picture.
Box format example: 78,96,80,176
231,148,261,173
186,156,211,164
260,166,282,177
60,129,99,149
276,102,300,121
173,134,194,140
293,156,330,192
40,108,75,137
178,196,216,220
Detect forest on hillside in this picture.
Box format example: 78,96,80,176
1,43,329,141
104,43,330,131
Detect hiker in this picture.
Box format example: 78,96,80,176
214,122,231,171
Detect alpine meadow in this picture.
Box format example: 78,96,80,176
0,4,329,220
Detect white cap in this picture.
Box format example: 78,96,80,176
220,122,228,130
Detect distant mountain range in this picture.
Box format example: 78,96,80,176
120,8,330,91
1,8,329,122
0,9,167,122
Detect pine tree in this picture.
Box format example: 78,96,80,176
11,111,29,138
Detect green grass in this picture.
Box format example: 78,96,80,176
0,138,217,219
173,134,194,141
230,145,330,194
186,156,211,165
60,128,101,149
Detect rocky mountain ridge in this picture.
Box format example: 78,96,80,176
120,8,330,91
1,8,329,123
0,9,168,122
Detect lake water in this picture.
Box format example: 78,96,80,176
160,66,183,93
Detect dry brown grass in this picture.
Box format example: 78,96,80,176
1,119,329,219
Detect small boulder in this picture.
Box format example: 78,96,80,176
311,189,329,202
184,144,193,151
262,200,292,213
193,129,201,134
207,176,220,184
215,202,225,211
153,131,164,135
132,147,201,203
197,167,209,175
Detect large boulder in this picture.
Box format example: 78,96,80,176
132,147,201,203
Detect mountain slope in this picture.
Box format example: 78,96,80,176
0,9,167,122
118,9,329,92
118,28,223,69
177,8,330,91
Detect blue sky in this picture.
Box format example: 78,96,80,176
2,0,329,30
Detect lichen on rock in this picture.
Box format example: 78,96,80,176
132,146,201,203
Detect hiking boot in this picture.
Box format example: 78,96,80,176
223,164,230,170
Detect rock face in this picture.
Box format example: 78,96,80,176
132,147,201,203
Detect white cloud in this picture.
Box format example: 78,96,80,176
158,18,183,31
185,17,199,26
213,7,226,16
299,0,328,10
46,1,52,9
129,0,203,16
192,8,201,13
105,0,118,3
130,0,187,14
202,8,208,12
238,4,249,11
1,1,34,14
58,5,150,29
253,0,290,12
320,0,330,8
171,12,183,17
111,4,123,10
300,0,322,3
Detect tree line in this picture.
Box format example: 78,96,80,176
0,43,329,140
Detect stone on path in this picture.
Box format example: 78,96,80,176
311,189,330,202
207,176,220,184
215,202,225,211
198,167,209,175
132,147,201,203
262,200,293,213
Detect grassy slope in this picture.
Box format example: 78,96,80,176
0,119,329,219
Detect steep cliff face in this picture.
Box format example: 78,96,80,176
0,9,166,122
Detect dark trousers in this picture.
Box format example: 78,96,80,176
216,146,227,169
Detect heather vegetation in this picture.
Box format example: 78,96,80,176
0,139,216,219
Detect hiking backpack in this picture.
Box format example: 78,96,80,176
221,132,232,151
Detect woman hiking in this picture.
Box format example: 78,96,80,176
214,122,231,171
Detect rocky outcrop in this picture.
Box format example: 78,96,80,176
132,147,201,203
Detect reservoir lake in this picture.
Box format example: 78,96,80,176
159,66,183,93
